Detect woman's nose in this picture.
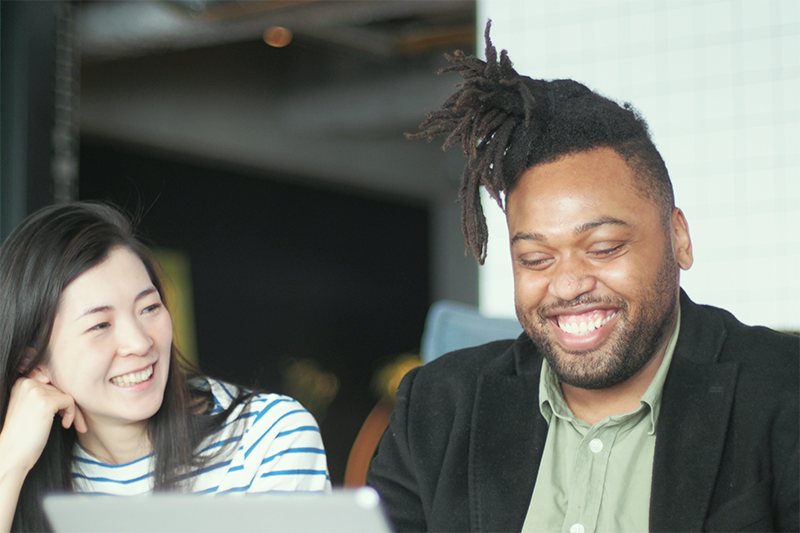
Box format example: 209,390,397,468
117,318,153,356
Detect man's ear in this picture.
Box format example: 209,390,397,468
671,207,693,270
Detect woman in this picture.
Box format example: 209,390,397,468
0,202,330,532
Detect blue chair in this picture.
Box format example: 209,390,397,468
420,300,523,364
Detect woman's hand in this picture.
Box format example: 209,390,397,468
0,377,87,533
0,377,87,531
0,376,87,472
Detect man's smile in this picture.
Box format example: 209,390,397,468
555,309,619,335
546,307,621,351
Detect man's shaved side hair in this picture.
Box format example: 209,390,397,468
409,21,674,264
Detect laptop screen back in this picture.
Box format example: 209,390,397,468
43,488,390,532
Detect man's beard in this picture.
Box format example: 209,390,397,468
517,249,680,390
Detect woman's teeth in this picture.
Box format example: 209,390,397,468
558,311,618,336
111,364,153,386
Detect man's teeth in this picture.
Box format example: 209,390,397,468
558,312,617,336
111,365,153,386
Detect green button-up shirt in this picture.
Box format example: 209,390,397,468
522,310,681,533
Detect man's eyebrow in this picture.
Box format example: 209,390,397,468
511,217,630,245
574,217,629,235
76,287,158,321
511,231,546,244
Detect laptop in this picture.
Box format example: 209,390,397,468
43,487,391,532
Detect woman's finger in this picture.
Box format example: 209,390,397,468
69,405,88,434
59,408,74,429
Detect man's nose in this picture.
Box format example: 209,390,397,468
548,255,597,303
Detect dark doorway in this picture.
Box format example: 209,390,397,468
79,140,430,484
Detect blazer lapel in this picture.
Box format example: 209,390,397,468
650,293,739,532
469,373,547,532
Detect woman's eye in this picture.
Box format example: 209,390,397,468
89,322,110,332
143,303,161,314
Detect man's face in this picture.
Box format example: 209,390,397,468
506,147,692,390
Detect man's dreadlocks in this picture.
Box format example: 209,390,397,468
409,21,674,264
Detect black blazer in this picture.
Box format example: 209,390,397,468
367,292,799,532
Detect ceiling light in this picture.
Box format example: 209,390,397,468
263,26,292,48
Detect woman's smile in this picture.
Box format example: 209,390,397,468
109,363,156,387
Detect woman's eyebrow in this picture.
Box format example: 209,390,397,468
135,287,158,302
77,305,112,320
76,287,157,321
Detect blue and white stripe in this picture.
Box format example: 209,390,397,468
71,379,331,496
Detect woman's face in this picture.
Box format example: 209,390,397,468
38,246,172,432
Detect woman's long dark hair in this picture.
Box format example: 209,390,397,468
0,202,249,532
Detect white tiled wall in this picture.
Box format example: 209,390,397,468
477,0,799,331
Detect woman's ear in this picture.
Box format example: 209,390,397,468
19,348,52,384
28,365,52,384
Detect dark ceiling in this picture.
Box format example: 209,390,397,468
77,1,478,202
79,1,475,64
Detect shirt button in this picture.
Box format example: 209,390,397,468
589,438,603,453
570,524,585,533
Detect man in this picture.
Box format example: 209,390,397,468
366,23,799,532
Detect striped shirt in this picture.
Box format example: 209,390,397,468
71,378,331,495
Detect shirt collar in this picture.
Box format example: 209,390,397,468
538,306,682,434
